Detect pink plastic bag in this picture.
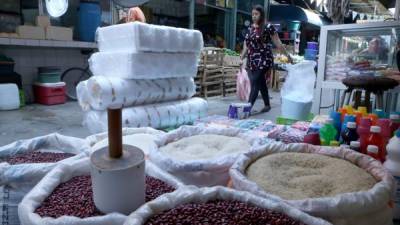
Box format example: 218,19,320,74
236,67,251,101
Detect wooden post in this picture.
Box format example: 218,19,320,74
108,108,123,158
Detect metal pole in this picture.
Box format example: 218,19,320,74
189,0,195,29
264,0,270,20
231,0,238,49
395,0,400,20
38,0,44,16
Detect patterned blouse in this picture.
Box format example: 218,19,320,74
245,24,276,71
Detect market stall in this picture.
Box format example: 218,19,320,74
314,21,400,114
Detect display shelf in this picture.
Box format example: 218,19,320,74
0,37,97,49
313,21,400,114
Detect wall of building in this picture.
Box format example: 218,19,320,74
0,46,87,103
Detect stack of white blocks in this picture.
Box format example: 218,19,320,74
82,22,208,133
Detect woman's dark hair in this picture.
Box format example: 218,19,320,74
252,5,265,26
252,5,266,39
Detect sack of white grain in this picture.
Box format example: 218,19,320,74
85,127,165,155
0,133,89,225
148,125,263,187
76,76,196,111
229,142,396,225
124,186,332,225
83,98,208,134
18,157,183,225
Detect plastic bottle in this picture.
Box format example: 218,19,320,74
367,145,380,161
377,119,392,149
383,130,400,220
354,111,363,125
340,115,356,142
367,126,385,162
390,114,400,135
341,122,359,145
330,140,339,147
303,133,321,146
350,141,361,153
319,119,338,146
329,111,342,140
357,106,368,116
358,117,372,154
368,113,378,125
373,109,386,118
339,108,347,122
344,105,354,115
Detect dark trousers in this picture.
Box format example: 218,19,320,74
248,69,270,107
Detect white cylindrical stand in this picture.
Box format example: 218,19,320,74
90,145,145,215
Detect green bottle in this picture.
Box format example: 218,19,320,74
320,119,338,146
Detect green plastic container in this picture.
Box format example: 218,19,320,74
287,21,301,31
37,72,61,83
19,89,25,107
276,113,314,125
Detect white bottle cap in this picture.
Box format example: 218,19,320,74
367,145,379,154
390,114,400,120
350,141,360,148
347,122,356,129
370,126,381,133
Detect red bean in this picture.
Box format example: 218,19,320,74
1,152,75,165
145,200,306,225
35,176,175,218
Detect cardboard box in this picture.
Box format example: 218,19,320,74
16,25,45,39
36,16,51,27
45,26,73,41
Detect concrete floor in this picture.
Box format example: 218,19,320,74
0,91,282,145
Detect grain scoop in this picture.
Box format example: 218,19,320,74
90,108,145,215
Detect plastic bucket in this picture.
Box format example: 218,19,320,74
304,49,318,60
37,73,61,83
287,21,301,31
78,1,101,42
0,83,20,110
281,97,312,121
307,42,318,50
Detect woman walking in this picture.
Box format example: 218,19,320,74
240,5,291,113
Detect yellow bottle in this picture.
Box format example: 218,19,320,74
357,106,368,116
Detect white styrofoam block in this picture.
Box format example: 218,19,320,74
16,26,45,40
96,22,203,53
36,16,51,27
45,26,73,41
89,52,198,79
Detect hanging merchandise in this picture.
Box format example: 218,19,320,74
45,0,68,17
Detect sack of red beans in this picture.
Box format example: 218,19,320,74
86,127,165,155
0,133,89,225
149,125,262,187
18,157,183,225
229,142,396,225
125,186,331,225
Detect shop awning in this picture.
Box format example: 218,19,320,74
269,4,329,27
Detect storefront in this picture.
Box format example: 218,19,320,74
138,0,269,50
